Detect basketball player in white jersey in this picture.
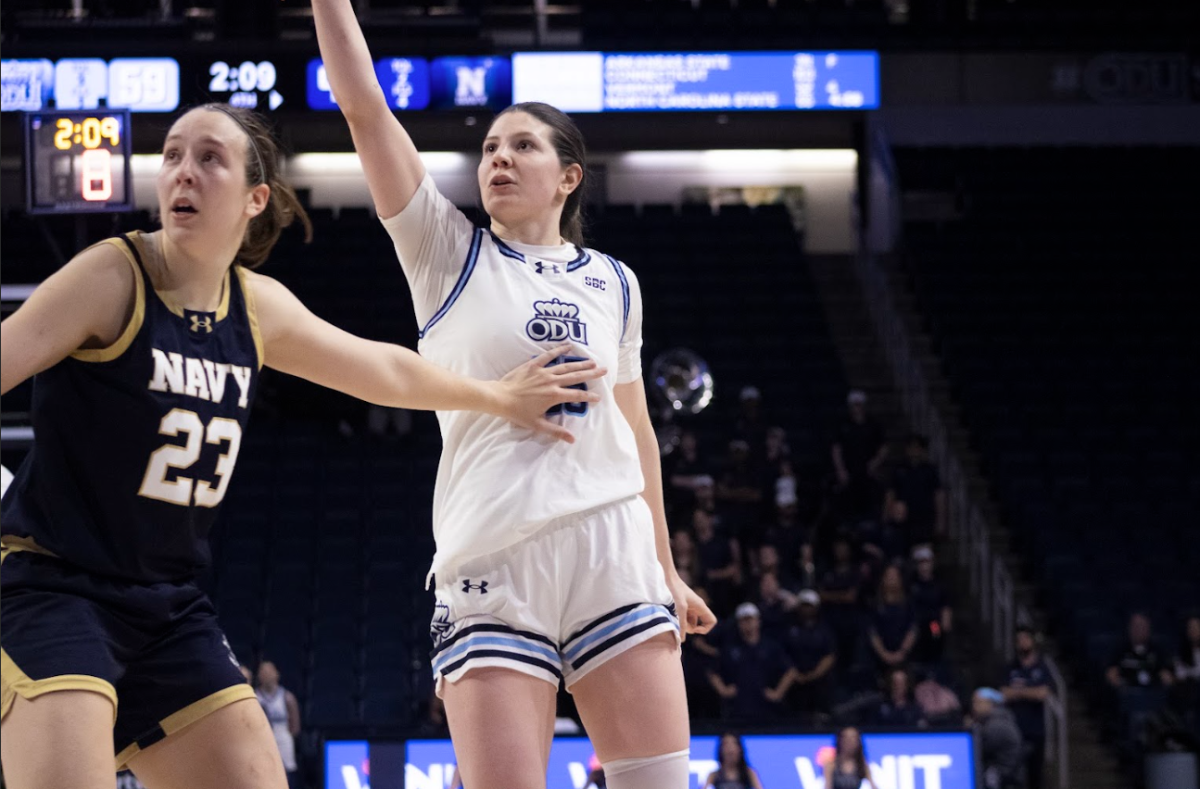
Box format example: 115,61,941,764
314,3,717,788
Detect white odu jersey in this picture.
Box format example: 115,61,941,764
382,175,645,582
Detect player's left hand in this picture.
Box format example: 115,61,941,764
495,344,606,443
666,571,716,642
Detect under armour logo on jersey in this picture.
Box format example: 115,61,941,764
532,260,562,275
526,298,588,345
462,579,489,594
189,314,214,334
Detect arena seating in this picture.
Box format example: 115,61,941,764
895,146,1200,773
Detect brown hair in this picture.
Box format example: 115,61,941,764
195,104,313,268
835,727,871,780
491,102,588,245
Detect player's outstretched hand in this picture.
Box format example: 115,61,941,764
496,344,605,443
666,572,717,642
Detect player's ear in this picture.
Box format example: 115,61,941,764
246,183,270,218
560,162,583,196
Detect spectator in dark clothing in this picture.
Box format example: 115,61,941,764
869,566,918,672
762,485,808,571
708,603,794,721
1107,613,1174,689
734,385,768,455
718,439,766,546
795,541,820,593
832,389,888,522
971,688,1025,789
753,543,797,592
883,434,946,547
785,589,837,721
876,667,926,728
756,572,797,643
764,426,792,478
672,529,700,581
1001,627,1055,789
665,431,713,521
694,507,743,617
1172,615,1200,732
821,536,865,668
909,545,952,665
860,500,906,569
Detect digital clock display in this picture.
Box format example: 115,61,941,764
207,60,284,110
25,110,133,214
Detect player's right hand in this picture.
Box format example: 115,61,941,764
495,344,605,443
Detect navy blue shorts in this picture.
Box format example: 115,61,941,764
1,548,254,769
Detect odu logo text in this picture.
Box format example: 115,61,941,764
526,298,588,345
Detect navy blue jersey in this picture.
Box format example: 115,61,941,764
1,232,262,583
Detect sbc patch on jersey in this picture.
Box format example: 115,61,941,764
526,298,588,345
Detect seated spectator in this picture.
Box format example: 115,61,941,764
704,733,765,789
970,688,1025,789
785,590,837,721
672,529,701,580
915,668,962,725
875,667,926,728
666,430,713,520
734,385,768,453
831,390,888,523
694,508,743,617
756,572,798,643
821,535,865,666
694,474,718,515
752,542,797,591
1001,627,1054,789
707,603,794,722
883,434,946,547
1107,612,1174,689
1173,614,1200,685
762,489,808,568
764,425,792,479
795,541,820,592
256,660,302,789
718,439,767,545
909,545,952,665
1171,614,1200,732
860,499,906,565
869,566,918,671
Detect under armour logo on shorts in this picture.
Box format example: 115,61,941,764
462,579,489,594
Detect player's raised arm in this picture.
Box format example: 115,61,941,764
245,270,605,443
0,243,136,396
311,0,424,218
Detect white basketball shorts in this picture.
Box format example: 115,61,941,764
429,495,680,695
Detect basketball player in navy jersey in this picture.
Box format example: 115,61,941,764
315,3,717,788
0,104,603,789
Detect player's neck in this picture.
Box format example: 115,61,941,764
490,218,565,248
150,230,238,312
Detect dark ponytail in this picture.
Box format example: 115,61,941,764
198,104,313,269
493,101,588,245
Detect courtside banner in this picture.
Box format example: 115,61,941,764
327,731,976,789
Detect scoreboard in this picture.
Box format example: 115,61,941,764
3,50,877,115
24,109,132,214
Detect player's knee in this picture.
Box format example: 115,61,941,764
602,749,690,789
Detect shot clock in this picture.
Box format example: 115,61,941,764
24,109,133,214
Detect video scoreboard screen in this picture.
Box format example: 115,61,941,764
4,51,878,114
